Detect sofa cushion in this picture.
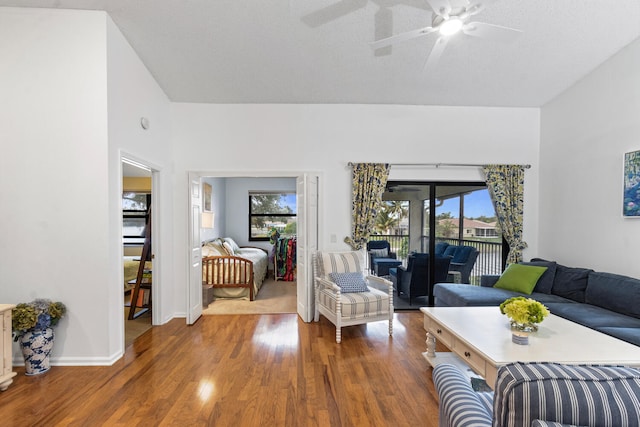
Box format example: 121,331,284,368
317,286,390,320
549,264,593,303
493,264,548,295
434,242,449,256
316,251,365,277
369,248,388,258
521,260,557,294
494,362,640,427
452,245,474,263
596,327,640,346
434,283,573,307
585,271,640,319
442,245,458,258
544,302,640,329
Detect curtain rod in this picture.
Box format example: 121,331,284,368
347,162,531,169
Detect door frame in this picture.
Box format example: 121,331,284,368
119,152,163,332
186,170,322,322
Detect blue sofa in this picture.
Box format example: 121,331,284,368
434,362,640,427
433,258,640,346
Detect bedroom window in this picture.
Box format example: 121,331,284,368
249,192,296,241
123,192,151,245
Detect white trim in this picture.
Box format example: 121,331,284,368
188,170,323,321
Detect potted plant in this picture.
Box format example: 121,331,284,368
499,296,549,333
12,299,66,375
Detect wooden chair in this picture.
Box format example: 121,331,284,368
313,250,393,343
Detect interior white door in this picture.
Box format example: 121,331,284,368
296,174,318,322
187,174,203,324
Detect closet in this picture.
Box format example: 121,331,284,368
274,236,296,281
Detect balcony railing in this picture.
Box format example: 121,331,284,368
423,237,504,284
368,234,504,285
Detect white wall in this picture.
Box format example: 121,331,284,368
540,37,640,278
0,8,173,365
171,103,541,304
224,177,297,252
106,15,173,353
200,177,226,242
1,8,110,364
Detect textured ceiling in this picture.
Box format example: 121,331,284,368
3,0,640,107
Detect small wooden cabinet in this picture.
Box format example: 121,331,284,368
0,304,16,391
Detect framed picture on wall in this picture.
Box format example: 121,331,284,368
203,182,212,212
623,150,640,217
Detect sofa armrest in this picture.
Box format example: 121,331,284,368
480,275,500,287
495,363,640,427
433,364,492,427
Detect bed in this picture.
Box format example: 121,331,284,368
202,238,268,301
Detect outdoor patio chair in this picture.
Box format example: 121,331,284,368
366,240,399,275
447,246,479,283
397,253,451,305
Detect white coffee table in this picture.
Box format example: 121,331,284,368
421,306,640,388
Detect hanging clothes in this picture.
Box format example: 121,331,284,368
274,236,296,281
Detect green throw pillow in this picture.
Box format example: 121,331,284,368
493,264,548,295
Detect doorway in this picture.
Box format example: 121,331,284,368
121,157,155,347
382,180,505,305
187,172,319,325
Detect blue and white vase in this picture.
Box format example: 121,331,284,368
19,328,54,375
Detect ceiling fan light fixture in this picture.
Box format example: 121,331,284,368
439,18,463,36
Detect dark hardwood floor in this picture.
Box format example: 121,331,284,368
2,312,441,426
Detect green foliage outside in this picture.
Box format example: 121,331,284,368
251,194,294,229
373,201,408,235
283,222,296,235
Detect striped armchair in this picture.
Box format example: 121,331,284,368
313,250,393,343
433,362,640,427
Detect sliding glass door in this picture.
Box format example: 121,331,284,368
378,181,506,305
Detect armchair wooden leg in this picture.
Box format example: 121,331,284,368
336,298,342,343
314,289,320,322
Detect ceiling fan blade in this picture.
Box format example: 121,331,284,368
425,0,452,18
424,36,449,72
301,0,368,28
374,7,394,56
462,22,523,43
370,26,436,50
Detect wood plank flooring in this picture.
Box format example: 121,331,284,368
1,312,441,427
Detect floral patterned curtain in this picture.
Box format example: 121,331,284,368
482,164,527,265
344,163,390,250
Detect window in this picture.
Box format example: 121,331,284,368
123,192,150,245
249,192,296,241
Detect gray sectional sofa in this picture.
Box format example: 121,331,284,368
433,258,640,346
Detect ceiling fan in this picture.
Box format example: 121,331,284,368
370,0,522,71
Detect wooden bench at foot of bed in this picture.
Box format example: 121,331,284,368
202,255,256,301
